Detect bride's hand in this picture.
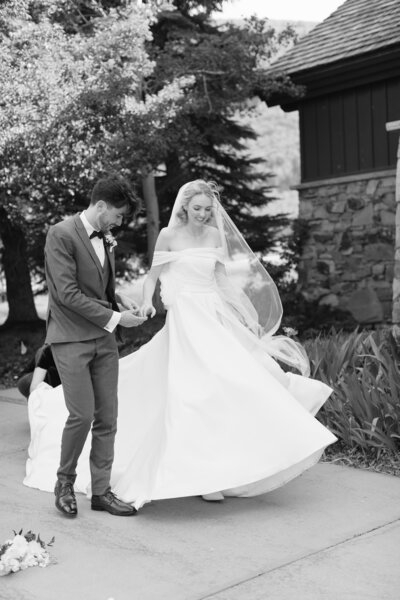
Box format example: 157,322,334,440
140,302,156,318
117,293,140,313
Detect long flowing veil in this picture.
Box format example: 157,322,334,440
168,181,310,376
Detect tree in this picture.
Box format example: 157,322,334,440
0,0,302,325
0,0,192,322
0,4,73,323
141,4,301,255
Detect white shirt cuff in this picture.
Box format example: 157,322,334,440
104,311,121,332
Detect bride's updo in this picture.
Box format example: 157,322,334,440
175,180,220,224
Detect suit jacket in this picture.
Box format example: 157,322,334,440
45,213,118,343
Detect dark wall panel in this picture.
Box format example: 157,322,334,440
299,77,399,182
329,95,345,175
316,100,331,178
300,100,319,181
387,79,400,164
356,87,373,171
371,82,389,168
343,90,359,173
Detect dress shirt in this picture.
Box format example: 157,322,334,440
80,212,120,333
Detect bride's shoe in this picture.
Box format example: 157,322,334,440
201,491,224,502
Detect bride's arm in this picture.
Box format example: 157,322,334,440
140,229,170,317
141,268,163,317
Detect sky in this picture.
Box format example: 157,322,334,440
217,0,345,22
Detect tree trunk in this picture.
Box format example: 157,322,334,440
141,170,164,313
142,170,160,262
0,210,40,325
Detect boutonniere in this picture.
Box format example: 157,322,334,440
104,232,117,252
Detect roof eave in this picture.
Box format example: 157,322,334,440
267,42,400,110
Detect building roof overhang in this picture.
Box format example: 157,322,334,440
268,42,400,111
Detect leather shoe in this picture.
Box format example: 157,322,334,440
91,490,137,516
55,480,78,518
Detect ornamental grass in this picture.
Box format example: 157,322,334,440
305,328,400,459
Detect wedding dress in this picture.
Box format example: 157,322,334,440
24,246,336,509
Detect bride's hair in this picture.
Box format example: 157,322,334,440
175,180,220,224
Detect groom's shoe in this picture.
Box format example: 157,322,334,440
91,490,137,516
54,481,78,518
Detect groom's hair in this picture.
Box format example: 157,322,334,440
90,174,139,217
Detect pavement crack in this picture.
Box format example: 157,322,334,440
194,517,400,600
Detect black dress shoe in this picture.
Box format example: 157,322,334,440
55,480,78,518
91,490,137,516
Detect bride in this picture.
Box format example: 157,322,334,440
24,180,336,509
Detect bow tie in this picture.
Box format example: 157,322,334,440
90,230,104,240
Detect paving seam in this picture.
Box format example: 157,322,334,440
193,517,400,600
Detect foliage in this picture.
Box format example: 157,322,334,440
0,0,192,285
0,0,305,322
278,282,357,337
0,0,302,247
322,446,400,477
306,328,400,457
141,7,303,257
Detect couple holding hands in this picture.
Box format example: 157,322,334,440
24,175,335,518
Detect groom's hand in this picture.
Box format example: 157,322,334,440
119,310,147,328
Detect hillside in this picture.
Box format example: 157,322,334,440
237,102,299,216
229,19,317,217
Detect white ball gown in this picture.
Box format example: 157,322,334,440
24,247,336,509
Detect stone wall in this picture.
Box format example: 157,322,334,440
297,170,396,323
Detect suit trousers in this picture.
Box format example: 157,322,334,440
51,335,119,495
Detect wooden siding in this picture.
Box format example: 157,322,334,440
299,78,400,182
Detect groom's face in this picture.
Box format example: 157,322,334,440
98,202,129,232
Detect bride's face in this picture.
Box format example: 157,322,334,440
186,194,213,226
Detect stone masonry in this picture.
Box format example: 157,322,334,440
297,170,396,323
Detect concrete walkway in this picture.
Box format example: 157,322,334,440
1,389,400,600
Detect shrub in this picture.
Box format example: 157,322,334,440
305,328,400,457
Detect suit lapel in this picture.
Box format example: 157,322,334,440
105,243,116,281
73,214,104,279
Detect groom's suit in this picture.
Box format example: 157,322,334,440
45,214,120,495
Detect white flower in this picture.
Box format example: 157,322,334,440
7,558,20,573
19,554,37,570
283,327,298,338
27,540,43,555
38,553,50,568
3,535,28,559
0,562,11,576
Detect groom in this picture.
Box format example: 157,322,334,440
45,174,146,518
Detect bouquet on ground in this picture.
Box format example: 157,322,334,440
0,530,55,576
